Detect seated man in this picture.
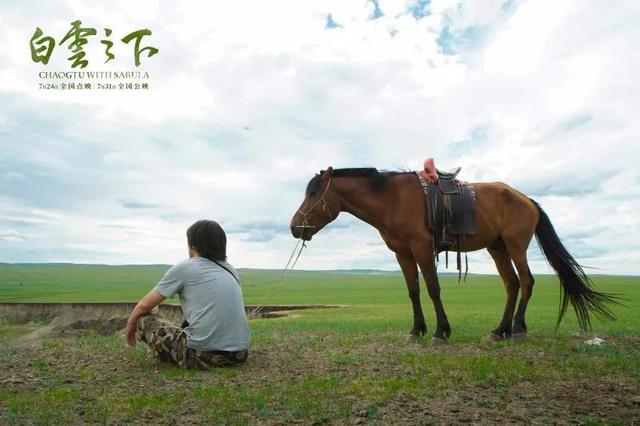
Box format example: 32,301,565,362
125,220,250,369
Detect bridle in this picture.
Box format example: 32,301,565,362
246,172,337,319
294,175,336,238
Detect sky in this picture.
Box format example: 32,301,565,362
0,0,639,274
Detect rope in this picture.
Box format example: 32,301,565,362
246,238,307,319
246,176,333,319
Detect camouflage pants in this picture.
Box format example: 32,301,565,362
136,313,248,369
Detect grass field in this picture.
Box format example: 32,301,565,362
0,263,639,424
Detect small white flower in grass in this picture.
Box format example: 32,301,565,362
584,337,606,346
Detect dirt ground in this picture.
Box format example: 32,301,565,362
1,319,639,425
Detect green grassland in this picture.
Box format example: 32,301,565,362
0,264,638,424
0,263,637,337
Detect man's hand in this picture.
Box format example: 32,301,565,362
125,290,166,347
125,320,138,347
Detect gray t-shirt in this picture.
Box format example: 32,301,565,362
153,257,250,352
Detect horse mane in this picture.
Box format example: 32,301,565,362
305,168,409,196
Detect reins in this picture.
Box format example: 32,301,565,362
246,177,333,319
245,237,307,319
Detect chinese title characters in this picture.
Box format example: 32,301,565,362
30,20,159,68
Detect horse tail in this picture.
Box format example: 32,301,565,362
530,199,620,331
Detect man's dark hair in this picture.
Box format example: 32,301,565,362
186,220,227,261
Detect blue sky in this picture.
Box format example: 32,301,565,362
1,0,639,274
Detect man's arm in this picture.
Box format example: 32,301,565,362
125,290,166,347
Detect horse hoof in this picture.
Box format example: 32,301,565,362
406,334,420,342
485,333,504,342
430,336,447,346
512,332,527,341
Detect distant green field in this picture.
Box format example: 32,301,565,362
0,263,637,338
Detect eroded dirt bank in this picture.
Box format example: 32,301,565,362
0,303,337,340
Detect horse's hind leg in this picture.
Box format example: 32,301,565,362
503,237,535,340
487,239,519,340
396,252,427,338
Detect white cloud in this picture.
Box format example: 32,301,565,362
0,0,639,275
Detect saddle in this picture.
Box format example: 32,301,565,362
416,158,476,281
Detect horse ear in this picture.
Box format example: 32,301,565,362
321,167,333,183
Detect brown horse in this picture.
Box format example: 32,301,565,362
289,167,618,343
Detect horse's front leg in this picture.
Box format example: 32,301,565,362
415,248,451,343
395,252,427,338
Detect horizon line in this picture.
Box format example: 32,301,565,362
0,262,638,277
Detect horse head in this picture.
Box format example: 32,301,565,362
290,167,340,241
